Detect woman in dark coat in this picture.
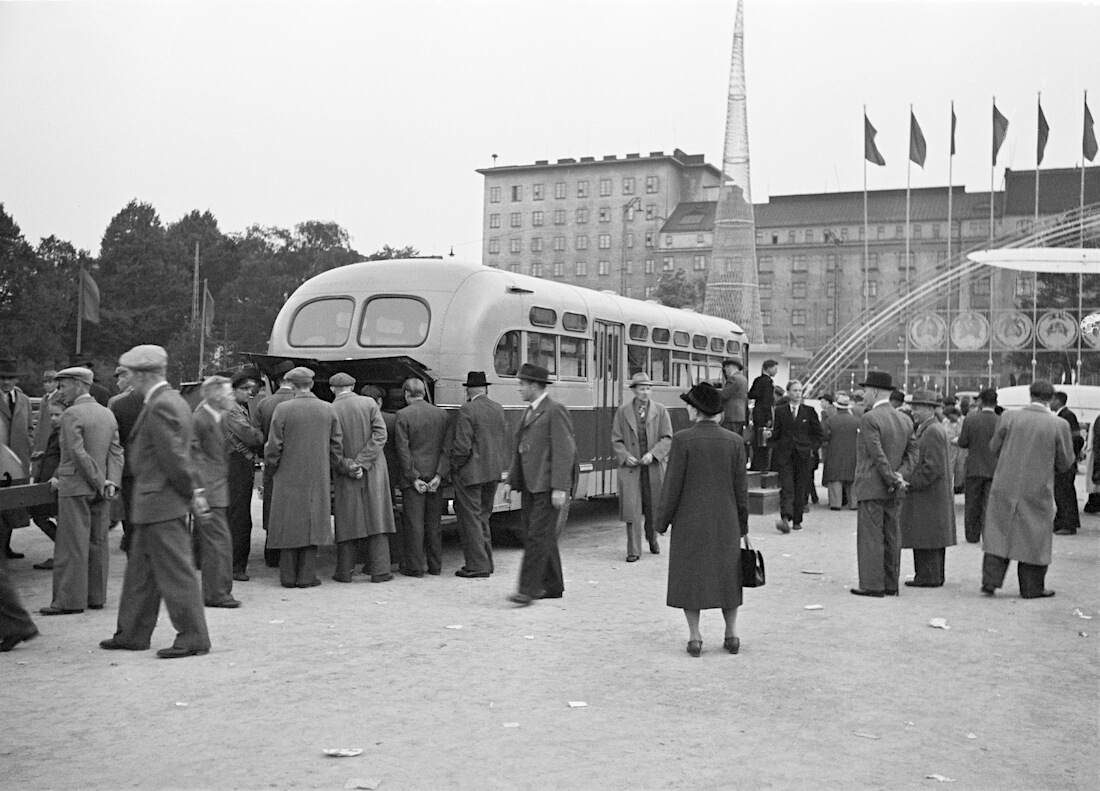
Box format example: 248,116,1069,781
655,382,749,657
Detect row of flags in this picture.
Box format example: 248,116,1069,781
865,93,1097,169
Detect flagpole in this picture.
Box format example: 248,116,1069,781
945,101,954,395
1032,92,1040,384
198,278,208,379
1079,91,1088,383
76,259,84,355
862,105,870,383
905,104,913,392
191,241,201,325
988,97,997,388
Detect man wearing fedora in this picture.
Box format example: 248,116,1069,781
101,345,211,658
821,393,859,511
449,371,506,578
503,363,576,606
251,359,296,568
899,390,957,588
768,379,823,533
851,371,917,597
42,366,123,615
719,356,748,438
612,371,673,561
0,359,33,560
747,359,779,471
956,388,1000,543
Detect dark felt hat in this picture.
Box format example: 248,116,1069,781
722,356,743,369
859,371,895,390
909,389,942,407
463,371,489,388
517,363,552,385
230,372,256,389
680,382,723,416
0,359,19,378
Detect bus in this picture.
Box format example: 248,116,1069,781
248,258,747,510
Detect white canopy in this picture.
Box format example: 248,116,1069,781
967,248,1100,273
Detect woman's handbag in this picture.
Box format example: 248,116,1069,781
741,535,765,588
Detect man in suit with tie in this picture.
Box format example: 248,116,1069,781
40,367,123,616
100,345,211,658
503,363,577,606
108,365,144,554
851,371,918,597
1051,391,1083,536
768,379,824,533
449,371,507,578
748,359,778,471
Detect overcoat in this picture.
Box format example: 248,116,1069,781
720,372,748,425
900,415,957,549
821,410,859,483
957,409,999,479
655,422,747,610
984,403,1074,565
331,392,395,542
1087,418,1100,495
264,391,342,549
0,386,33,474
57,394,124,498
942,416,964,488
853,402,917,502
611,398,672,525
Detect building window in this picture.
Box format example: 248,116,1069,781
489,214,501,229
936,251,947,269
645,175,659,193
792,309,806,325
826,281,836,298
623,177,635,195
759,282,772,300
510,186,522,202
693,255,706,271
532,184,544,201
863,280,878,298
531,237,543,252
599,179,612,197
645,205,657,220
913,224,922,239
826,308,836,325
531,263,544,277
577,181,589,198
645,232,655,248
792,281,807,299
826,254,838,271
553,262,564,278
575,235,588,250
787,231,796,244
598,233,611,249
865,253,879,270
696,234,706,246
758,255,774,273
509,263,521,273
598,260,611,276
771,232,779,245
762,310,772,326
554,182,567,200
489,186,501,203
805,229,814,243
625,232,634,249
576,208,588,224
488,238,500,254
625,205,636,222
553,235,566,252
532,211,544,227
598,207,611,223
972,278,991,297
510,213,521,228
792,255,807,272
510,239,522,254
645,258,655,274
840,227,849,240
624,260,633,275
876,226,885,240
662,257,674,271
645,285,656,298
1015,276,1034,298
553,209,566,225
932,223,941,239
575,261,588,276
895,224,905,238
664,236,673,248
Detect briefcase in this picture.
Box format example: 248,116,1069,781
741,536,765,588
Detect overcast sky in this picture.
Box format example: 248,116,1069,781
1,0,1097,260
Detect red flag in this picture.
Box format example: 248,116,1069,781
80,268,100,324
992,102,1009,166
864,114,885,166
909,111,927,168
950,104,957,156
1085,92,1098,163
1037,99,1049,166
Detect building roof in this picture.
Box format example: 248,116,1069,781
661,201,716,233
476,148,722,180
1002,167,1100,216
753,187,997,226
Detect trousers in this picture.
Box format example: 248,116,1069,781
963,476,993,543
827,481,857,510
279,546,319,587
517,490,564,599
856,498,901,593
401,487,443,574
226,453,254,572
454,480,498,573
911,547,946,585
1053,469,1080,533
52,494,110,610
982,553,1048,598
776,451,813,525
0,555,37,642
193,507,234,605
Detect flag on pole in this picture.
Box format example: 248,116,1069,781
864,114,886,166
80,268,100,324
1037,99,1050,165
992,102,1010,165
202,282,215,335
1085,92,1098,162
909,111,927,167
950,105,957,156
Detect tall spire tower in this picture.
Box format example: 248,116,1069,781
703,0,764,344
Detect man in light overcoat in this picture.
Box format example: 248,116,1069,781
899,390,956,588
821,393,859,510
611,372,672,561
981,380,1075,599
329,373,395,584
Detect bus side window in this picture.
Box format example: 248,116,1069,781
527,332,558,376
627,344,648,377
650,348,670,383
494,331,520,377
672,352,691,387
561,337,587,378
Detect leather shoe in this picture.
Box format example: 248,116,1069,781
332,572,354,583
370,573,394,583
156,646,210,659
980,584,996,596
400,568,424,578
427,568,442,576
775,518,791,534
40,606,83,615
206,599,242,608
5,549,24,559
539,591,562,599
792,522,803,531
686,640,702,657
626,554,640,562
99,638,149,651
884,590,899,596
232,571,250,582
1054,529,1077,536
649,540,660,555
904,581,940,588
507,593,534,607
295,580,321,588
455,569,490,578
1,629,38,652
88,604,104,610
850,588,885,598
33,558,54,570
723,636,740,655
1023,589,1056,599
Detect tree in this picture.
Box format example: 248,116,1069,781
654,268,706,310
364,244,419,261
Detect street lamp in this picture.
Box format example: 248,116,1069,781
621,197,642,296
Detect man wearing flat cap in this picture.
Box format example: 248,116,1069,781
264,367,342,588
225,371,263,579
612,372,672,562
0,359,33,560
101,345,211,658
899,391,957,588
40,367,123,616
503,363,577,606
252,360,296,567
851,371,917,598
329,372,395,583
449,371,506,578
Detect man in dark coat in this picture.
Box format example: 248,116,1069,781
851,371,917,597
394,378,450,577
101,344,211,658
747,359,778,471
822,393,859,510
900,390,957,587
108,366,144,554
449,372,506,578
363,385,404,572
719,356,748,437
251,360,295,567
0,359,33,559
768,379,823,533
1051,391,1083,536
264,367,343,589
956,388,999,543
225,373,262,580
503,363,577,606
28,400,64,569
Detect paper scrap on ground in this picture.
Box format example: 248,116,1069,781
1080,631,1089,637
852,732,880,740
800,570,823,575
269,620,285,624
324,749,363,758
568,701,587,708
523,635,534,640
1073,608,1093,619
929,618,950,630
344,779,381,790
804,604,824,610
445,625,462,630
503,722,520,728
966,733,977,740
174,702,188,707
782,554,791,558
926,774,956,782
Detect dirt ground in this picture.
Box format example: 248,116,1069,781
2,483,1097,791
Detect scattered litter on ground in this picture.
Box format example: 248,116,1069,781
588,580,599,584
804,604,824,610
905,721,915,726
503,722,520,728
782,553,791,558
344,778,381,790
925,774,956,782
174,702,188,707
852,731,880,740
966,733,977,740
1073,608,1093,619
1080,631,1089,637
800,570,824,575
929,618,950,630
268,620,284,624
523,635,534,640
375,602,387,605
568,701,587,708
445,625,462,630
323,748,363,758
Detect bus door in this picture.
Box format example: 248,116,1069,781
592,320,624,496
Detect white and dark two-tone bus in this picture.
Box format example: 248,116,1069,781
249,258,746,509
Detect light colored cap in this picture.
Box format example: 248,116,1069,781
119,344,168,371
285,366,315,384
834,393,851,408
328,372,355,387
55,367,94,386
